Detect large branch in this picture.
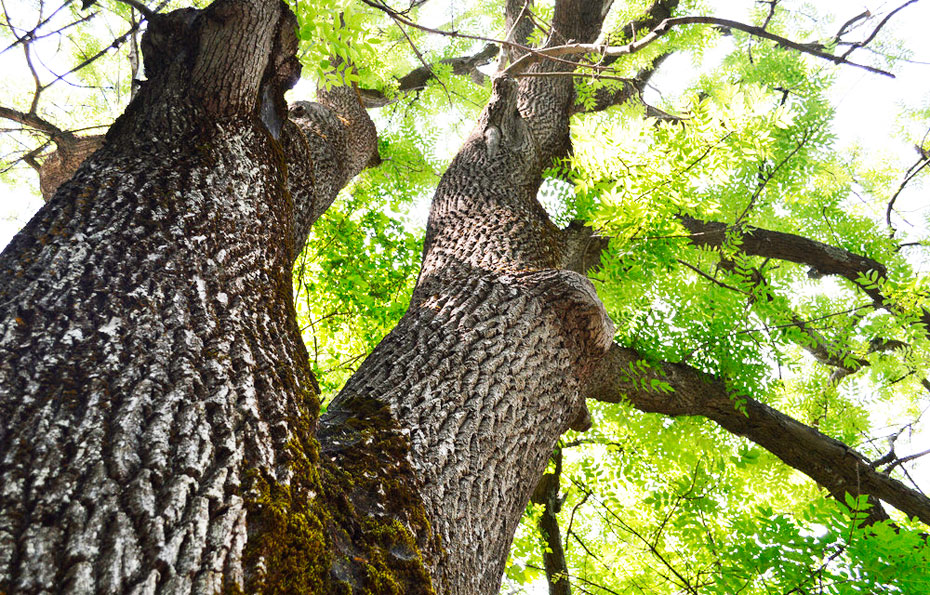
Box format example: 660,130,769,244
680,215,930,334
281,73,379,260
0,106,105,200
588,344,930,526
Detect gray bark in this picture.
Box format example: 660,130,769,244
320,1,618,592
0,1,382,592
0,0,650,591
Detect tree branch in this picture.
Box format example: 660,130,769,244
886,154,930,233
587,343,930,526
504,15,895,77
502,0,534,64
106,0,157,21
569,55,669,115
531,448,571,595
839,0,920,60
680,214,885,287
885,448,930,474
358,44,499,108
678,215,930,335
359,0,618,75
0,106,73,144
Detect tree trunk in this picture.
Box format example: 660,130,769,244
319,1,617,592
7,0,921,592
0,1,402,592
0,0,619,592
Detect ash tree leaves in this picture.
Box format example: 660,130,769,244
292,184,422,402
505,2,930,594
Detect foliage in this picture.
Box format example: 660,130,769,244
499,2,930,594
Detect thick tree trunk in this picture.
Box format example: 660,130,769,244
6,0,919,592
319,1,617,592
1,0,620,589
0,1,399,592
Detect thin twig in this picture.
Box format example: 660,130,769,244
678,259,750,295
386,9,453,105
514,71,634,83
832,9,871,45
840,0,920,60
884,448,930,474
503,16,896,78
735,128,814,225
886,156,930,234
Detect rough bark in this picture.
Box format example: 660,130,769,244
502,0,535,64
0,1,393,592
0,106,106,201
0,0,685,591
317,1,619,592
5,0,919,592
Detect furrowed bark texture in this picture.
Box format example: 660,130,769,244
0,1,385,592
589,344,930,526
319,1,617,593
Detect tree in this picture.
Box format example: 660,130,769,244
1,0,929,593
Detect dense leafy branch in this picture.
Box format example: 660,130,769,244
679,215,930,334
587,343,930,526
710,256,873,384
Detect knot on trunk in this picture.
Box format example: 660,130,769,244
140,8,200,80
479,75,536,166
514,269,614,432
560,220,609,274
38,134,105,200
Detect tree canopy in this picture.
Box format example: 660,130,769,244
2,0,930,593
